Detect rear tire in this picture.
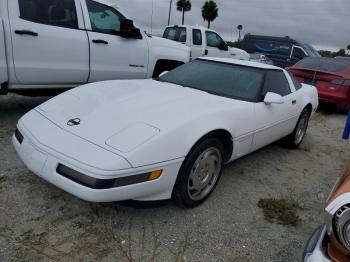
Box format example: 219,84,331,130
173,138,224,208
284,108,311,149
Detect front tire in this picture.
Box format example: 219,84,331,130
173,138,224,208
284,108,311,148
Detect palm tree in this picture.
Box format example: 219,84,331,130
237,24,243,42
347,44,350,55
176,0,191,25
201,1,218,29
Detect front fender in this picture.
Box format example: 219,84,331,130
124,106,255,167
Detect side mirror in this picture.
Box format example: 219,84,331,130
264,92,284,105
218,42,228,51
119,18,142,39
159,71,169,78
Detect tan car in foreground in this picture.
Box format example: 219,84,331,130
304,168,350,261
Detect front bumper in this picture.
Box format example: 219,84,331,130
303,226,332,262
13,118,183,202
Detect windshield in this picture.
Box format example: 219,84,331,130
300,43,320,57
159,59,265,102
296,57,350,72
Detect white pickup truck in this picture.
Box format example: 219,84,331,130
0,0,189,95
163,25,250,61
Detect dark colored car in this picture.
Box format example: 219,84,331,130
287,57,350,110
241,34,320,68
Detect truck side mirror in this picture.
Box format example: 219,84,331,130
218,41,228,51
119,18,142,39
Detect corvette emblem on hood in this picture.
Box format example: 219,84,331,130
67,118,81,126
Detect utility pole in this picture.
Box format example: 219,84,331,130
168,0,173,25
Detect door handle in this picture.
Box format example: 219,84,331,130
204,49,208,55
15,30,38,37
292,100,297,104
92,39,108,45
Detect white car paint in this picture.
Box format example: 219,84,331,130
13,58,318,202
0,0,189,92
163,25,250,61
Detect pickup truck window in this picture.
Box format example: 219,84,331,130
163,27,187,43
86,0,124,34
18,0,78,29
206,31,225,49
192,29,202,45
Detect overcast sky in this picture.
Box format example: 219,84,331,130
113,0,350,51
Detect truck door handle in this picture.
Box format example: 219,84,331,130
92,39,108,45
15,30,38,37
292,100,297,104
204,49,208,55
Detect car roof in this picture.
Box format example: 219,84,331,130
243,34,298,44
166,25,215,32
198,57,282,70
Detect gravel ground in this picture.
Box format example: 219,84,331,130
0,94,349,262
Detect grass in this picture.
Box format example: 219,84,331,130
257,197,302,226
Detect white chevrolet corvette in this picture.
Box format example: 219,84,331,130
13,58,318,207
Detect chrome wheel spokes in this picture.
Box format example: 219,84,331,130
188,147,222,201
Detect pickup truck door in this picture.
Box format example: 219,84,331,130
204,31,229,58
190,28,204,59
0,19,8,85
252,70,300,151
82,0,149,82
7,0,89,85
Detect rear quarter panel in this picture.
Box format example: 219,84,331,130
300,83,319,115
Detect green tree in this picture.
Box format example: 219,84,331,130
176,0,191,25
201,1,218,29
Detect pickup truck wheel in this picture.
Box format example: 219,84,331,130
152,60,184,78
173,138,224,208
284,108,311,149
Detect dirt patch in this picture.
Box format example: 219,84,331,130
258,197,302,226
0,124,14,139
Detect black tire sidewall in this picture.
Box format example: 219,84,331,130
173,138,225,208
288,108,311,148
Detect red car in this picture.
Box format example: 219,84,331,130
287,57,350,110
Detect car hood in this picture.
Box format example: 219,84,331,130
148,36,189,53
228,47,250,60
36,79,239,155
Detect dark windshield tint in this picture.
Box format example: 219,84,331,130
159,60,265,102
287,72,302,90
19,0,78,29
163,27,187,42
296,58,350,72
262,71,291,98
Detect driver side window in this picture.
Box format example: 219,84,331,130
261,71,291,100
86,0,124,34
206,31,225,49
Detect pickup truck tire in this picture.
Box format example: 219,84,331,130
152,60,184,78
